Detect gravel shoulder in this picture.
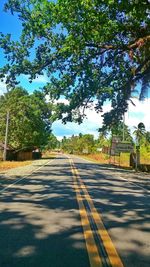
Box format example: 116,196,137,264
0,159,52,189
6,159,50,176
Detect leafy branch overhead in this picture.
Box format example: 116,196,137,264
0,0,150,128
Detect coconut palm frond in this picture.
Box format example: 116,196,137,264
133,122,146,145
139,67,150,101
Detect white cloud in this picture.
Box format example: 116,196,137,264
0,77,149,139
126,98,150,132
32,73,49,83
54,98,69,105
52,98,150,139
52,102,111,139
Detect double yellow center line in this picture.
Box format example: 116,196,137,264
69,158,124,267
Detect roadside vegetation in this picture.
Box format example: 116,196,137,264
0,153,57,172
0,88,59,169
0,160,32,172
60,122,150,169
0,87,53,151
0,1,149,171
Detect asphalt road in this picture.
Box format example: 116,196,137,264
0,155,150,267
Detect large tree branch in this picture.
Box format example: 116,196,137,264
85,35,150,51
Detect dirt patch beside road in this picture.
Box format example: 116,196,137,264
0,161,32,172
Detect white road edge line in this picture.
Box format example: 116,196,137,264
118,176,150,193
71,155,150,193
0,158,56,193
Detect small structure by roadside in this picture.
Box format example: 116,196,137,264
0,143,15,161
0,144,41,161
15,147,42,161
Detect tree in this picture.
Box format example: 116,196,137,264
145,131,150,146
143,131,150,153
96,132,110,148
61,134,95,154
133,122,146,146
110,121,133,142
133,122,146,167
0,1,150,128
61,136,70,152
45,133,60,150
78,134,95,154
61,135,79,154
0,87,52,149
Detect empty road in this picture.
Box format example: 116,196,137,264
0,155,150,267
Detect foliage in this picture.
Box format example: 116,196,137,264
133,124,150,154
0,0,150,128
133,122,146,145
80,153,109,164
96,132,110,148
140,146,150,164
45,133,60,150
0,87,52,149
145,131,150,146
110,121,133,142
61,134,96,154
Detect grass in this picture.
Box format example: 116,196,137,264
78,151,150,171
78,153,131,168
140,151,150,164
0,161,32,172
80,153,109,164
0,151,57,173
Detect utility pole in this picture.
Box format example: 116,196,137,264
3,110,9,161
122,113,125,141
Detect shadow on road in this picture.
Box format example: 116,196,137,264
0,156,150,267
73,160,150,267
0,158,89,267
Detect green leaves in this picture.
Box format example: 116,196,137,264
61,133,95,154
0,0,150,128
0,87,52,149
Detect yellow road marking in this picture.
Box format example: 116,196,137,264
69,158,124,267
70,159,102,267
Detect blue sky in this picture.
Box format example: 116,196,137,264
0,1,149,140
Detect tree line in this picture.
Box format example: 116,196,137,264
0,87,150,158
61,123,150,155
0,1,150,157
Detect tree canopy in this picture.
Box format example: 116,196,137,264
45,133,60,150
0,0,150,128
110,121,133,142
61,134,96,154
0,87,52,149
133,122,146,145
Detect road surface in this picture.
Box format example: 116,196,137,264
0,155,150,267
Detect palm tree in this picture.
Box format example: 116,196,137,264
133,122,145,167
145,131,150,145
133,122,145,146
142,131,150,153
